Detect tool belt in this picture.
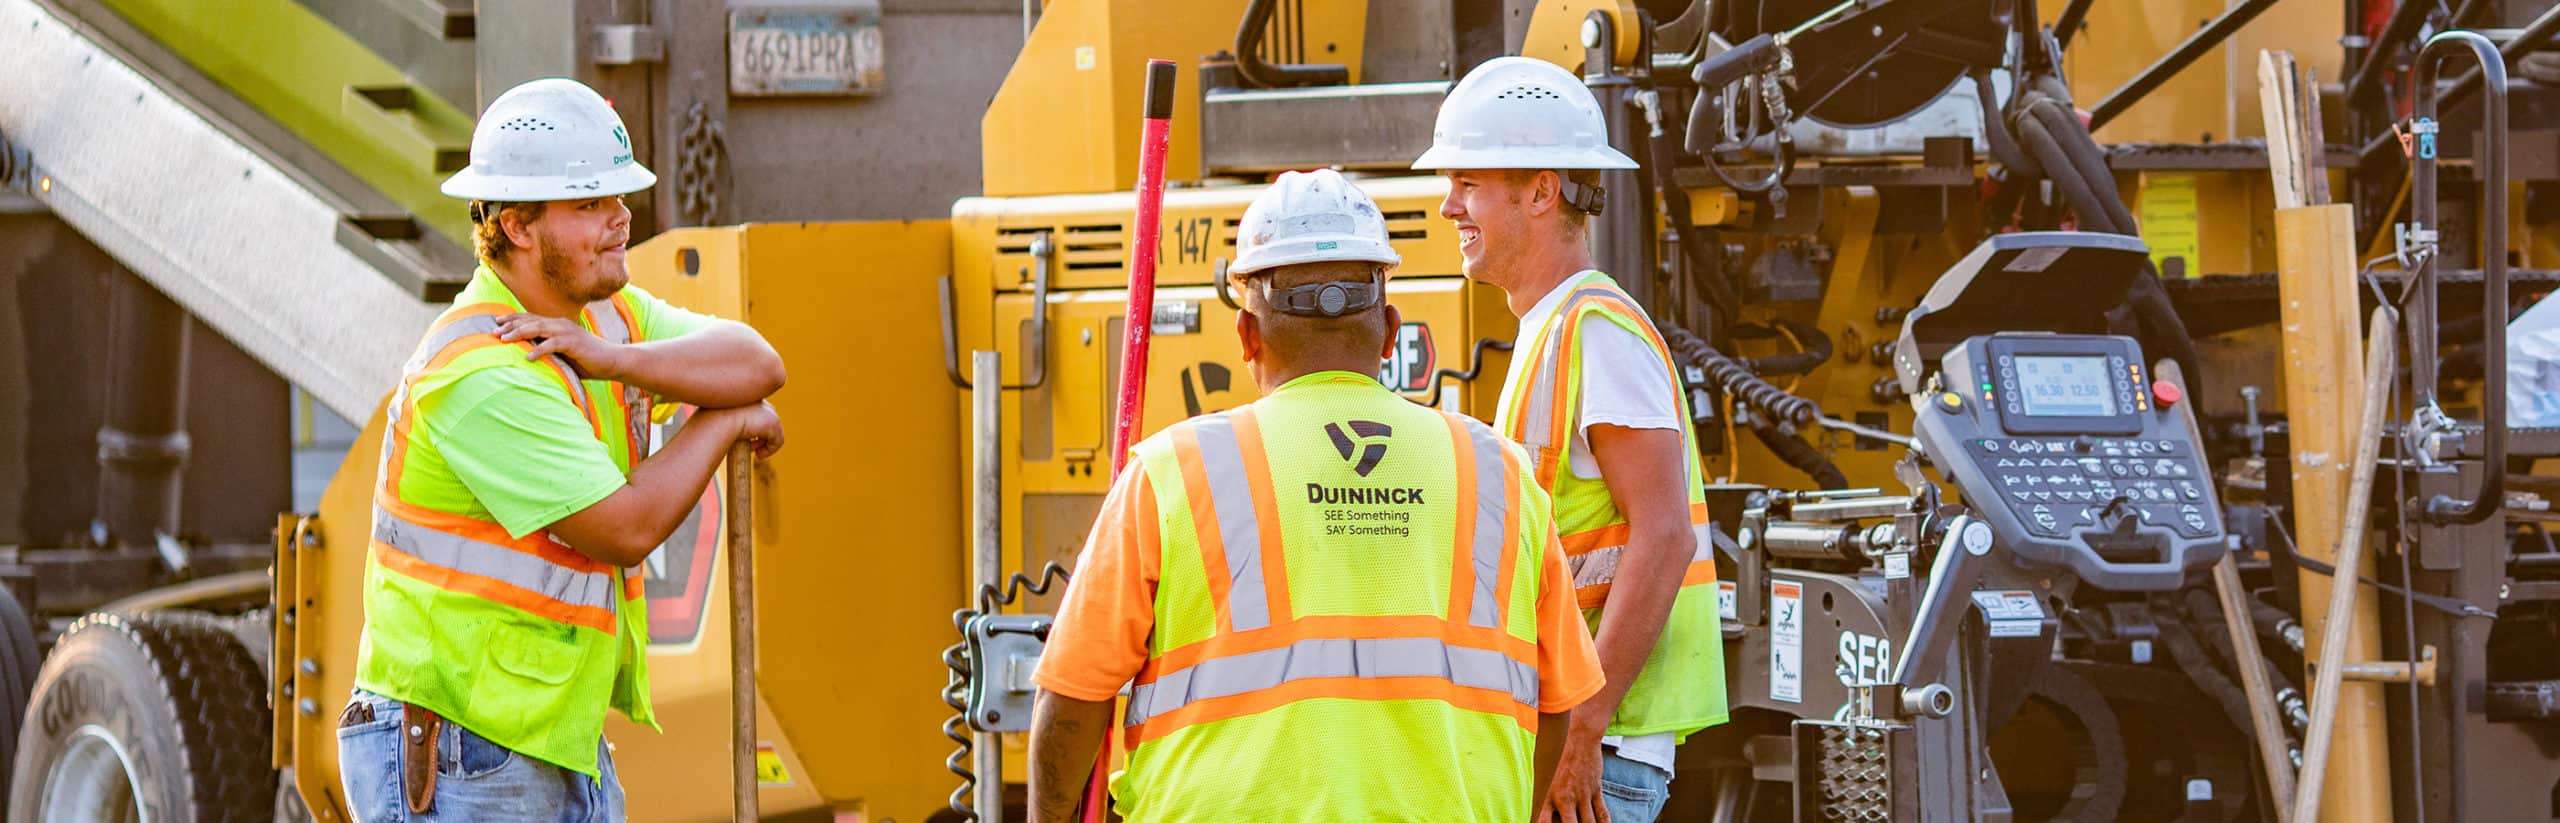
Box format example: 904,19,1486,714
337,698,443,814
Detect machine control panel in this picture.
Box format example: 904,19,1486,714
1915,333,2223,589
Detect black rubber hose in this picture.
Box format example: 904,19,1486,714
2154,597,2264,750
1739,318,1833,376
1972,70,2035,175
1751,423,1849,489
2017,111,2117,232
2031,100,2138,231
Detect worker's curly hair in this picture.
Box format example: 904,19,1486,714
469,200,548,271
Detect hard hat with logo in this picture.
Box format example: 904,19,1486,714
441,78,656,202
1229,169,1400,317
1410,56,1637,171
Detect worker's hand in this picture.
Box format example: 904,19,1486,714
707,401,785,459
1543,734,1609,823
497,313,628,381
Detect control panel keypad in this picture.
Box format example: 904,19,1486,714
1970,437,2216,539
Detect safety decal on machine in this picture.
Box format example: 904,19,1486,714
1771,580,1803,703
756,743,794,786
1376,322,1436,394
1716,580,1738,622
1971,590,2045,638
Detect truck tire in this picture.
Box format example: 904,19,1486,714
0,586,38,821
8,611,275,823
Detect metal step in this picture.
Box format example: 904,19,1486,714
0,0,443,421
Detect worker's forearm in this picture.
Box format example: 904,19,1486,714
1532,710,1570,809
555,412,739,566
1571,525,1695,732
604,321,785,407
1029,690,1114,823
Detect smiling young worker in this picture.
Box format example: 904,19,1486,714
1415,57,1728,823
336,77,786,821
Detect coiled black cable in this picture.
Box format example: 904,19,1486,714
940,562,1075,821
1662,323,1821,426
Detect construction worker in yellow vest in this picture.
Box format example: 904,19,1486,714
337,77,786,821
1414,57,1728,823
1026,168,1605,822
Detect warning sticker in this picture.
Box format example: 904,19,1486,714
1972,590,2046,638
1971,590,2043,621
1771,580,1803,704
1883,552,1911,580
1716,580,1738,622
2004,246,2067,273
2139,173,2202,276
756,743,794,786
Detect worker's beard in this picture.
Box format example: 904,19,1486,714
537,240,624,305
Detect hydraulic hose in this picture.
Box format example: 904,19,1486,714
2154,596,2265,757
1751,424,1849,489
1971,70,2033,175
1739,318,1834,377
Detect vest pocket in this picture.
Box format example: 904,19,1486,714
485,622,581,687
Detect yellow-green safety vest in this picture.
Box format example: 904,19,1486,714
354,294,658,777
1116,371,1557,821
1495,270,1728,739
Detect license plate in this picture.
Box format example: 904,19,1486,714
728,5,884,97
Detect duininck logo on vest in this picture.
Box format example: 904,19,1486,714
1314,421,1419,538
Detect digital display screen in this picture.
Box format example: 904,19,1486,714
2015,356,2117,417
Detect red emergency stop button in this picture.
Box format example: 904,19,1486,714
2151,380,2182,408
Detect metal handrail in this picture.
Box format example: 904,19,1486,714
2409,30,2510,525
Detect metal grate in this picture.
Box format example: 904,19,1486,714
1815,724,1893,822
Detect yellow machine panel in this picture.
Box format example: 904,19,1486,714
949,173,1514,620
980,0,1372,198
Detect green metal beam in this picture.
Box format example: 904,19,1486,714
100,0,474,243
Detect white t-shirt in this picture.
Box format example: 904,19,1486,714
1501,273,1684,776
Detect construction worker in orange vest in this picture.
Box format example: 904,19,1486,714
1415,57,1730,823
1025,169,1605,822
337,77,785,821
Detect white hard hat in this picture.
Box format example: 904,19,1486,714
1411,56,1637,171
1229,169,1401,277
441,78,656,202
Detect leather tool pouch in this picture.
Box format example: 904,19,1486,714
400,703,442,815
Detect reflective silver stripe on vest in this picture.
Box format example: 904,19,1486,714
581,298,656,456
1568,522,1719,591
1123,636,1539,727
372,505,617,614
584,300,631,346
1189,414,1271,631
1464,424,1511,628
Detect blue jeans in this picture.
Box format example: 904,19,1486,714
1599,749,1672,823
336,689,624,822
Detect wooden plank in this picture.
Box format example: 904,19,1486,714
2259,50,2306,209
2272,202,2395,823
2303,67,2332,205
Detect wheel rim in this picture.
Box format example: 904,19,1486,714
40,725,144,823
